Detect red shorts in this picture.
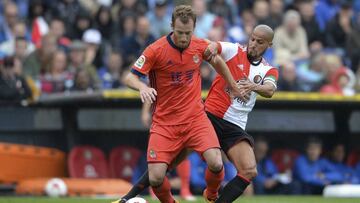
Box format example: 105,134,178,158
147,114,220,164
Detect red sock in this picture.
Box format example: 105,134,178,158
151,177,175,203
205,167,224,199
176,159,191,195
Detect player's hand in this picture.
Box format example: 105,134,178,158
139,86,157,103
204,41,218,62
237,79,258,96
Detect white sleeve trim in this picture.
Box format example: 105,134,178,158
219,42,239,62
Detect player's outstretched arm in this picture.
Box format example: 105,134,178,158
124,72,157,103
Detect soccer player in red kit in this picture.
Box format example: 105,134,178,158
120,5,244,203
114,24,278,203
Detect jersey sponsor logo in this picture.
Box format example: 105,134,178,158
134,55,146,69
253,75,262,84
193,54,200,64
149,149,156,159
170,70,195,86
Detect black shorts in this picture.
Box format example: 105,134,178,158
206,111,254,153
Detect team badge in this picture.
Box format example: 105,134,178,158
149,149,156,159
253,75,262,84
134,55,146,69
193,54,200,64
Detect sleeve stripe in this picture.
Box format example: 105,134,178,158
131,68,147,78
264,80,277,88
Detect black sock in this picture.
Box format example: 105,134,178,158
215,175,250,203
121,170,150,201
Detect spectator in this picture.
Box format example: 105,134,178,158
228,9,256,44
267,0,284,29
320,66,356,96
48,17,71,49
315,0,340,31
119,15,155,67
299,0,324,53
116,12,137,39
94,5,115,44
146,0,171,39
112,0,147,22
23,33,58,80
253,137,300,194
293,137,342,194
297,53,326,92
346,12,360,73
356,162,360,181
325,143,359,184
98,51,125,89
50,0,85,34
82,29,105,68
71,68,96,92
39,50,70,94
325,1,353,48
277,61,303,91
208,0,234,25
252,0,270,26
66,10,92,40
0,2,19,44
14,36,32,63
0,21,35,56
67,40,100,88
193,0,216,38
0,56,32,102
273,10,310,64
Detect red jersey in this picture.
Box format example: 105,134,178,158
205,42,278,129
132,34,209,125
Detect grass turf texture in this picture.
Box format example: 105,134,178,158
0,196,359,203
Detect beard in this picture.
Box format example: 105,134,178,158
246,49,266,62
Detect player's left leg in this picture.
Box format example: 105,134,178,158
185,114,224,202
215,140,257,203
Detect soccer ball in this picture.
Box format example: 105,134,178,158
126,197,148,203
44,178,67,197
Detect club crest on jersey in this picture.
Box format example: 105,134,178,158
193,54,200,64
237,64,244,71
149,149,156,159
253,75,262,84
134,55,146,69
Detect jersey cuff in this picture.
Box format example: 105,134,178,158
131,68,147,78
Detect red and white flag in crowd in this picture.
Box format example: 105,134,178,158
31,16,49,48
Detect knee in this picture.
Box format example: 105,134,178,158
239,166,257,180
149,172,165,187
204,149,223,172
207,156,223,172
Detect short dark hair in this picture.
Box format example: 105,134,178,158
171,5,196,28
306,137,322,147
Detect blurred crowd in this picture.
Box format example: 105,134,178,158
1,0,360,103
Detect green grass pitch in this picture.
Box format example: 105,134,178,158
0,196,359,203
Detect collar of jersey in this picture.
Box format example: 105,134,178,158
247,54,262,66
167,32,185,53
